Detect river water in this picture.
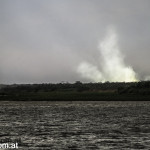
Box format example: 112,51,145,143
0,101,150,150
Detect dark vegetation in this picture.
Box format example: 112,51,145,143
0,81,150,101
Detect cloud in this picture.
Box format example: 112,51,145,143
0,1,150,83
77,27,138,82
77,62,104,82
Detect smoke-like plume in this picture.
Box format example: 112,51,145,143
77,28,138,82
77,62,104,82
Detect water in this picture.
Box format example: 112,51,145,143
0,101,150,150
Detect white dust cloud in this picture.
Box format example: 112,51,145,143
77,62,104,82
77,28,138,82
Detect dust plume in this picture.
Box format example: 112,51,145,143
77,28,138,82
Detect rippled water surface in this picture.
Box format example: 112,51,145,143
0,101,150,150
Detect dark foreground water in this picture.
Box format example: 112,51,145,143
0,101,150,150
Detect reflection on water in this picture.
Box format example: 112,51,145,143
0,101,150,149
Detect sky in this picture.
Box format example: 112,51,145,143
0,0,150,84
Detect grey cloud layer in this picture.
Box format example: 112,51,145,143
0,0,150,83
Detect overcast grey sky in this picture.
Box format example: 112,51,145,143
1,0,150,84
